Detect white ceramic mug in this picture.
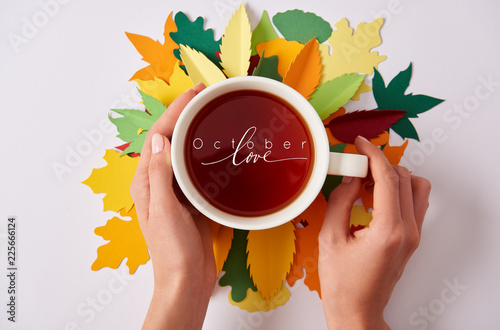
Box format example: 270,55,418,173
171,76,368,230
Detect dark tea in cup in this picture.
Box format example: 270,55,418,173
185,90,314,217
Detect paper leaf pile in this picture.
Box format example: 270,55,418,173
83,4,443,312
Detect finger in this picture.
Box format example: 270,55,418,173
148,133,179,217
354,136,401,225
411,175,431,235
320,177,362,243
395,166,416,229
131,87,201,222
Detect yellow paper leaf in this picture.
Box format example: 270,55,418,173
283,38,322,100
256,38,304,77
319,18,386,86
135,61,194,106
350,205,372,227
207,220,234,276
82,150,139,213
179,44,226,86
247,222,296,302
352,81,372,101
220,3,251,77
92,206,150,274
228,286,291,312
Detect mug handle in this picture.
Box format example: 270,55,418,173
328,152,368,178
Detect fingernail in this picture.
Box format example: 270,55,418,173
342,176,353,184
357,136,370,144
152,133,164,154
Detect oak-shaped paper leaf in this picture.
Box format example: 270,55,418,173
92,206,150,274
170,12,222,69
82,149,139,213
373,64,444,141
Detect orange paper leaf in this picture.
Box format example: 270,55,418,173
247,222,296,302
383,140,409,165
207,220,234,276
283,38,322,100
256,38,304,77
92,206,150,274
126,12,178,82
286,193,328,297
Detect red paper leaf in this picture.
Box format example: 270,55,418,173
327,110,407,144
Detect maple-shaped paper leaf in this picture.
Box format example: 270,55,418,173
283,38,322,100
327,110,407,144
170,12,222,69
256,38,304,77
229,286,290,312
287,193,328,296
82,149,139,213
207,221,234,277
309,73,365,120
373,64,444,141
126,12,178,82
135,61,194,107
247,222,296,302
219,3,251,77
92,206,150,274
250,10,279,56
219,230,257,302
252,51,282,82
109,90,166,155
273,10,333,44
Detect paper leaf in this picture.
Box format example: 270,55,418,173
207,221,234,276
309,73,365,120
219,230,257,302
247,54,261,76
319,18,386,85
134,62,194,107
327,110,407,144
82,150,139,212
115,143,140,158
251,10,279,56
321,144,345,200
220,3,251,77
92,206,150,274
384,140,409,165
287,193,328,296
373,64,444,141
256,39,304,77
229,286,290,312
170,12,222,69
179,45,226,86
359,181,374,212
121,131,147,156
247,222,296,302
252,52,282,82
350,205,372,228
272,10,333,44
283,38,322,100
127,12,178,82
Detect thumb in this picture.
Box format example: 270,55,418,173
148,133,178,217
320,177,361,243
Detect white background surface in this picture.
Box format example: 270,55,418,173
1,0,499,329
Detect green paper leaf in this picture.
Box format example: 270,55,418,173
321,144,345,200
252,51,282,82
170,12,222,69
219,229,257,302
272,10,333,44
373,64,444,141
138,89,166,120
121,131,147,156
309,73,365,120
251,10,279,56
